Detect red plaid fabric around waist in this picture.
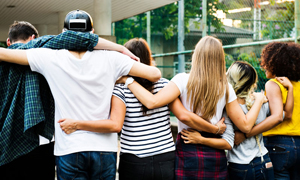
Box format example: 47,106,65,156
175,133,227,180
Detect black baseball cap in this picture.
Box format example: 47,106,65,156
64,10,93,32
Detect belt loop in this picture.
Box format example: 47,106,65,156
291,136,295,147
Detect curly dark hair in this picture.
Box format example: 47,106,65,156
261,42,300,81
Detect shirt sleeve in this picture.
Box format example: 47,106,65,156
221,111,235,148
170,73,186,94
26,48,54,75
42,31,99,51
17,31,98,51
112,84,126,105
110,51,135,79
227,83,237,103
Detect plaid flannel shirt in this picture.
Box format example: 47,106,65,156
0,31,98,166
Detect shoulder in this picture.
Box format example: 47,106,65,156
171,73,189,82
27,48,60,57
265,79,282,95
266,79,281,89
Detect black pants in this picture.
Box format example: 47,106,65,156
0,142,55,180
118,151,175,180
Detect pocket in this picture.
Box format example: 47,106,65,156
159,160,175,180
118,159,146,180
56,154,79,180
228,166,248,180
265,144,290,172
261,166,275,180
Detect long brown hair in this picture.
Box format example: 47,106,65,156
124,38,154,115
187,36,228,120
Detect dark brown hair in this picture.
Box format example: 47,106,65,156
124,38,154,115
8,21,39,43
261,42,300,81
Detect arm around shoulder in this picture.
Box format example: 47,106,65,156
128,62,161,82
0,48,29,65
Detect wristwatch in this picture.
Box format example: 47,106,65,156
124,77,134,88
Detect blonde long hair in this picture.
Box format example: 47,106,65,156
226,61,258,110
187,36,228,120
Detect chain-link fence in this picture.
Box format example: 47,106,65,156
114,0,296,91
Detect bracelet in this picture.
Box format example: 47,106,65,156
215,124,220,134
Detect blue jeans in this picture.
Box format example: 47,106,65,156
56,151,117,180
228,154,274,180
264,136,300,180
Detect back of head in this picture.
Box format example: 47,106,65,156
124,38,154,115
261,42,300,81
64,9,93,32
227,61,258,110
187,36,227,120
8,21,39,43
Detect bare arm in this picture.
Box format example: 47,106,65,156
0,48,29,65
94,37,140,61
58,96,126,134
168,98,226,134
181,129,232,150
118,79,180,109
225,92,265,133
128,63,161,83
245,81,285,138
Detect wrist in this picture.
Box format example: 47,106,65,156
197,136,205,144
213,125,218,134
215,124,220,134
124,77,134,88
74,121,79,130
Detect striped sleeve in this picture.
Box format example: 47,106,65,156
113,84,126,104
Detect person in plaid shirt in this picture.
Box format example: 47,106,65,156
0,10,160,180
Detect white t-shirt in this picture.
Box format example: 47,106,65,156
27,48,134,156
171,73,237,132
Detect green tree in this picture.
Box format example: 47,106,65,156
115,0,228,44
0,42,7,48
261,2,294,39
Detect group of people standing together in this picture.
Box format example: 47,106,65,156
0,9,299,180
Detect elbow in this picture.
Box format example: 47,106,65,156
150,68,161,82
283,113,292,121
111,123,123,133
277,114,284,123
176,113,190,125
225,145,232,150
271,113,284,123
145,102,157,110
114,126,123,133
240,126,251,134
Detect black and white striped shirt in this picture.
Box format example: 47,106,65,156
113,78,175,158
